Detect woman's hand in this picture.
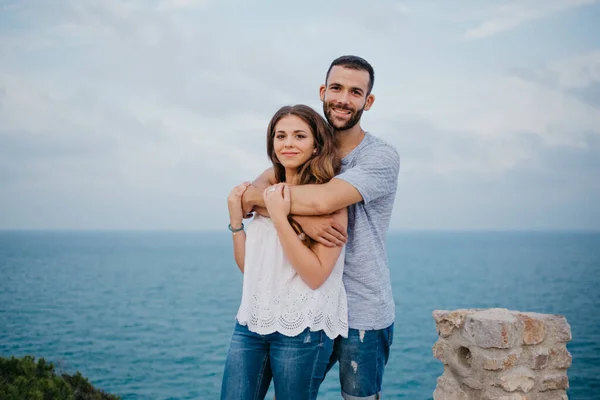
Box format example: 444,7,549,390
263,183,290,221
228,182,251,227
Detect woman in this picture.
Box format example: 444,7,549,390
221,105,348,400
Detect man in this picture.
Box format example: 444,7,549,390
242,55,399,399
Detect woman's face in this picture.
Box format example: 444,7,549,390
273,115,316,169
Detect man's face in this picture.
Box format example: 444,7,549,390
320,66,375,131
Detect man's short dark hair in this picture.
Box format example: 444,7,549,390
325,55,375,94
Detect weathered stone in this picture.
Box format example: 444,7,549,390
503,353,519,368
436,309,471,338
438,321,455,337
445,346,476,379
433,310,450,323
433,340,449,364
517,313,546,345
549,347,572,369
457,346,473,368
432,309,572,400
535,392,568,400
464,309,519,348
545,315,572,343
433,309,481,323
445,310,470,328
463,376,483,390
532,348,550,370
483,356,504,371
482,387,529,400
482,352,520,371
433,375,469,400
484,393,528,400
496,366,535,393
539,374,569,391
490,392,567,400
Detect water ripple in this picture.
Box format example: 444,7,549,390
0,231,598,399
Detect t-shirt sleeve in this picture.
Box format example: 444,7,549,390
335,143,400,205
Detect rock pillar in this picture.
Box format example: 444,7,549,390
432,308,572,400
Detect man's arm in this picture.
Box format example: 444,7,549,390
285,178,363,246
252,168,276,188
293,212,347,247
244,172,362,217
288,179,362,216
290,142,400,216
240,167,351,245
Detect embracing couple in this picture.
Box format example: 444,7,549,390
221,55,400,400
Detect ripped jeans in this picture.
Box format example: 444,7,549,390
325,324,394,400
220,322,334,400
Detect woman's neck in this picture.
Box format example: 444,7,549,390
284,168,298,185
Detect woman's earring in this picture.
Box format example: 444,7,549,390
313,148,317,154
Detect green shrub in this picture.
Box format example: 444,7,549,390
0,355,121,400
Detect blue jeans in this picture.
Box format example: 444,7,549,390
326,324,394,400
220,322,334,400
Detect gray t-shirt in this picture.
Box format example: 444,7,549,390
335,132,400,330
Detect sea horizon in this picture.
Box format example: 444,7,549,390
2,230,599,398
2,228,599,233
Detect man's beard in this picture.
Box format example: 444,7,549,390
323,101,364,131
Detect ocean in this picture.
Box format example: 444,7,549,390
1,230,599,399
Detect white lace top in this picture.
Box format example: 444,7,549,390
236,215,348,339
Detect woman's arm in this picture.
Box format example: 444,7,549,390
265,184,348,289
228,182,251,273
242,168,276,216
230,225,246,273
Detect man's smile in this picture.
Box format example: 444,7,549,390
331,106,352,117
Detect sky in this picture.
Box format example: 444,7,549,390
0,0,599,231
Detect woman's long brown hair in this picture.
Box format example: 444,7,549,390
266,104,341,248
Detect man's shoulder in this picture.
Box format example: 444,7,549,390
361,133,400,162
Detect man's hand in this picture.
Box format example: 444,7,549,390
241,168,275,218
294,213,348,247
242,185,261,218
228,182,252,225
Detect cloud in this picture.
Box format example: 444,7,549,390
461,76,600,146
568,83,600,108
375,49,600,155
367,49,600,229
545,50,600,90
511,50,600,108
464,0,598,39
0,0,598,230
383,116,600,230
157,0,211,10
357,2,409,32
